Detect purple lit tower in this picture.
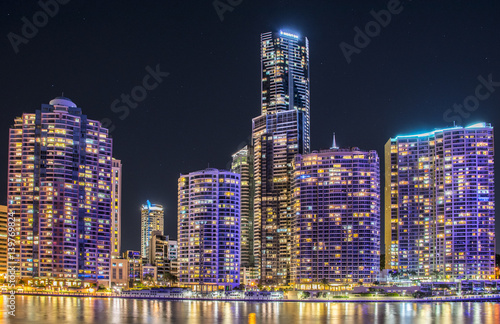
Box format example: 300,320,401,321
7,97,113,287
291,145,381,288
178,169,241,292
385,123,495,280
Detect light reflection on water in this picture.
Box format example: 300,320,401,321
1,296,499,324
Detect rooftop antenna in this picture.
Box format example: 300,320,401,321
331,132,339,149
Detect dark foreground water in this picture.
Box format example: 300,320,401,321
1,295,500,324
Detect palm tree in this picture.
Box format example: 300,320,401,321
431,270,442,281
319,278,330,291
408,270,417,279
143,274,155,286
388,270,399,281
164,273,178,287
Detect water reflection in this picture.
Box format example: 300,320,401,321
1,296,499,324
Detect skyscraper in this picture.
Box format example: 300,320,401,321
385,123,495,280
178,169,241,291
291,147,381,288
260,30,310,151
140,201,164,264
7,97,113,286
252,30,310,285
231,145,254,267
111,158,122,258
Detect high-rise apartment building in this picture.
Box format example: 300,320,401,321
385,123,495,279
7,97,113,286
178,169,241,291
291,147,381,287
231,146,254,267
111,158,122,258
149,231,177,282
140,201,164,264
252,30,310,285
0,206,7,277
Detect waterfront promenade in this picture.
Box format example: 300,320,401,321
5,291,500,303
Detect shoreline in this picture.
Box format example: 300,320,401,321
6,292,500,303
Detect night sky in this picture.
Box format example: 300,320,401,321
1,0,499,253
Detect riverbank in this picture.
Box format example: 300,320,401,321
5,291,500,303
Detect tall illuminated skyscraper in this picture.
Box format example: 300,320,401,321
291,147,380,287
260,30,310,151
231,146,254,267
252,30,310,285
111,158,122,258
385,123,495,279
140,201,164,264
7,97,113,286
178,169,241,291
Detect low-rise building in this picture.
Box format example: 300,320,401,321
461,280,500,293
110,259,129,289
240,267,259,287
141,265,157,284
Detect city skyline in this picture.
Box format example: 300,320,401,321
2,2,500,323
1,1,499,255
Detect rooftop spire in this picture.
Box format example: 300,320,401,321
331,132,339,149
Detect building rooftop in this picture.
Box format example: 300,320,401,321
49,96,77,108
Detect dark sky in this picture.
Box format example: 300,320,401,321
1,0,499,253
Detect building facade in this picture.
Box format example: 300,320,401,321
149,231,177,282
231,145,254,267
252,30,310,285
178,169,241,291
167,239,178,261
260,30,310,152
111,158,122,258
0,206,7,277
385,123,495,279
140,201,164,263
124,250,142,287
291,148,381,287
141,264,157,283
7,97,113,286
110,258,129,289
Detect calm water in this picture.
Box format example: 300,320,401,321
1,295,500,324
